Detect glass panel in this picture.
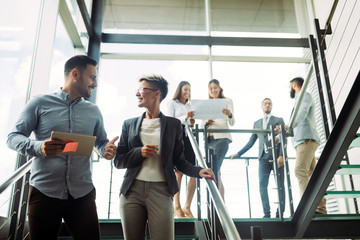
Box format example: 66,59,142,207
85,0,93,18
103,0,206,35
65,0,89,49
0,0,42,216
212,46,305,57
49,15,77,92
101,43,209,55
211,0,299,36
94,59,209,218
211,61,306,217
93,57,308,219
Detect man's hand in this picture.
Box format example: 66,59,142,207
199,168,216,182
230,153,239,159
277,155,284,168
141,144,159,158
104,136,119,160
41,139,66,157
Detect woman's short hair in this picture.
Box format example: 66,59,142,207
208,79,225,99
172,81,191,102
139,75,168,102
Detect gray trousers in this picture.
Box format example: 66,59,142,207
120,180,174,240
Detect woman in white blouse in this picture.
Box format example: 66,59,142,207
167,81,196,218
205,79,235,199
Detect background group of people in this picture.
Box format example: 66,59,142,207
6,55,326,240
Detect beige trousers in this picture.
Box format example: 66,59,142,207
295,140,327,214
120,180,174,240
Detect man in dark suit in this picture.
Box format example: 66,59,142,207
231,98,285,218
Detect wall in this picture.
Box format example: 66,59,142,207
311,0,360,213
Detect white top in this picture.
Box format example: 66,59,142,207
203,97,235,141
136,118,166,182
166,99,191,125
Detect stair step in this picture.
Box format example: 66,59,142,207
336,165,360,175
325,191,360,198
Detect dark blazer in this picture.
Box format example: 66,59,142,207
237,115,285,160
114,112,203,196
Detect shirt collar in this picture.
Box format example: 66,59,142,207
264,114,272,118
58,88,83,103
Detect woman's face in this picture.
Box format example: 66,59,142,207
136,80,159,108
209,83,220,99
180,84,191,101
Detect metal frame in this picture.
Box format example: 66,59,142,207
185,125,242,240
76,0,94,38
59,0,84,48
292,70,360,238
269,125,283,221
102,33,309,47
279,125,294,216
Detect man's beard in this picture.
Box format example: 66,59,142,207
290,88,296,99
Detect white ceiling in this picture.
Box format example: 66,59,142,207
103,0,298,33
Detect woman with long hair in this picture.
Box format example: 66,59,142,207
167,81,196,218
205,79,235,199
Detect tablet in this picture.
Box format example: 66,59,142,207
50,131,96,157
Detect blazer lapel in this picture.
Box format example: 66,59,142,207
134,112,146,144
265,116,272,129
160,112,167,165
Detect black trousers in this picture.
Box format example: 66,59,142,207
28,186,100,240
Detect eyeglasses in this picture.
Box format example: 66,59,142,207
136,87,159,93
262,102,272,106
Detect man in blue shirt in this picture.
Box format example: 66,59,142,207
7,55,118,239
286,77,327,214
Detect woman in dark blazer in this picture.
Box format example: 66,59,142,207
113,75,215,240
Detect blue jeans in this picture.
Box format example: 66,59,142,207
259,159,285,217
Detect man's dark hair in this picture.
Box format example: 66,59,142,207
64,55,97,76
290,77,304,88
262,98,272,103
139,75,168,102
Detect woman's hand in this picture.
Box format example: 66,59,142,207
199,168,216,183
185,110,194,120
206,120,215,126
222,108,232,118
141,144,159,158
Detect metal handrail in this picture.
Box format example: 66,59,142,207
196,128,271,134
185,125,241,240
0,159,33,195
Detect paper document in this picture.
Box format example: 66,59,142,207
191,99,227,120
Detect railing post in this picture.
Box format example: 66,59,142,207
245,158,252,218
269,125,283,221
194,124,202,221
8,155,28,240
280,125,294,216
14,170,30,240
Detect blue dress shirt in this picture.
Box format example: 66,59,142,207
7,90,109,199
